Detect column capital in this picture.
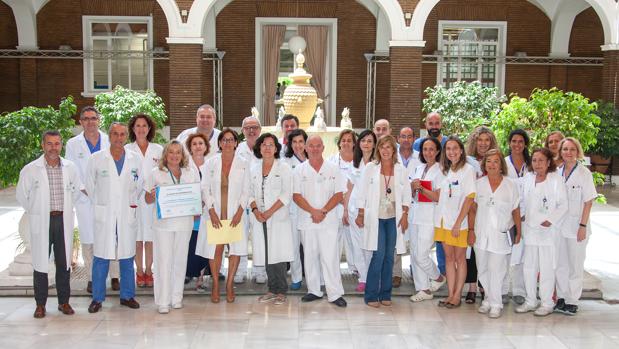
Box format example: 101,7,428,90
601,44,619,52
389,40,425,48
166,37,205,45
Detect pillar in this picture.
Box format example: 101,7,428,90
168,43,203,138
388,45,423,135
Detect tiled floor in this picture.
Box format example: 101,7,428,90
1,295,618,349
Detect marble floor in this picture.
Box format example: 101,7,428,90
1,295,618,349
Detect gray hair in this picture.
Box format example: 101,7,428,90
108,121,128,134
242,116,261,127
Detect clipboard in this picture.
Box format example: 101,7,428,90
207,219,243,244
504,225,518,247
418,180,433,202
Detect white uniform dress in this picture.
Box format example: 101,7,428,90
327,153,355,274
293,160,347,301
285,155,305,284
474,176,520,310
125,142,163,242
196,154,250,259
347,160,372,283
409,162,444,292
145,166,200,308
521,171,568,309
556,163,597,306
434,163,477,239
176,127,221,160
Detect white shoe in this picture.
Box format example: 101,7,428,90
255,275,267,284
534,306,553,317
478,302,491,314
158,306,170,314
172,302,183,309
234,274,246,284
429,277,446,292
409,291,433,302
488,307,502,318
515,303,537,313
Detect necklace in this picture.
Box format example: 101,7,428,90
383,174,392,195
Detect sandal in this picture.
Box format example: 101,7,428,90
446,301,462,309
465,292,476,304
438,300,448,307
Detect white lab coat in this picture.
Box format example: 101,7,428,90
558,163,597,238
65,131,110,244
124,142,163,241
355,162,411,253
434,163,477,230
85,149,141,260
248,159,294,265
196,153,250,258
16,156,83,273
176,127,221,160
410,162,443,227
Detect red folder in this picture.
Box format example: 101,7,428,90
418,180,433,202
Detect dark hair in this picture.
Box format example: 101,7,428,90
253,133,281,159
185,133,211,156
418,137,441,164
80,106,99,118
41,130,62,142
337,129,357,151
531,147,557,173
217,128,239,150
353,129,377,168
128,113,156,142
285,129,308,158
280,114,299,127
508,129,531,170
440,136,467,175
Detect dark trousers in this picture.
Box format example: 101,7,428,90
263,223,288,294
33,215,70,306
186,229,210,278
466,248,479,284
365,218,397,303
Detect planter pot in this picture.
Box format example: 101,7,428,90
590,154,612,174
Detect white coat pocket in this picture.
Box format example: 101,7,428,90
567,185,582,216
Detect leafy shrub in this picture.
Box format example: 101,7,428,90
590,101,619,158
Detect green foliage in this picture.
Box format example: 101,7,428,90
590,101,619,158
95,86,168,144
422,81,505,139
0,97,76,186
492,88,599,152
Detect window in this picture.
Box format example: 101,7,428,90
438,21,506,93
82,16,153,96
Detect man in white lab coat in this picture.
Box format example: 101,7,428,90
65,106,116,293
293,135,347,307
176,104,221,159
85,123,141,313
17,131,83,318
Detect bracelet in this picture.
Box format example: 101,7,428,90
579,223,587,228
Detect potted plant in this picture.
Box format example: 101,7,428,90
589,101,619,175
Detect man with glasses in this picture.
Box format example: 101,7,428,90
176,104,221,159
66,106,113,294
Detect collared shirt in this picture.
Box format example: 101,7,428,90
45,160,64,211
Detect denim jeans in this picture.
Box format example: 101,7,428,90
92,256,136,302
364,218,397,303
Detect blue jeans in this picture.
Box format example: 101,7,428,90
365,218,397,303
92,256,136,302
436,242,446,275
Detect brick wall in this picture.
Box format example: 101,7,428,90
169,44,203,138
0,2,19,113
567,7,604,102
389,46,423,134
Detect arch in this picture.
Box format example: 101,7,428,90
1,0,40,49
549,0,590,56
582,0,616,46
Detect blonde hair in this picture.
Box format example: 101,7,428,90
558,137,585,161
466,126,498,159
159,140,189,170
374,135,399,165
481,149,508,175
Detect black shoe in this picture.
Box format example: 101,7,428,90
184,277,191,285
564,304,578,315
554,298,566,314
301,293,323,302
111,278,120,291
218,273,225,281
88,301,102,313
120,298,140,309
87,281,92,294
331,297,347,308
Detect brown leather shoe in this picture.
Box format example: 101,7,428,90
111,278,120,291
392,276,402,288
120,298,140,309
57,303,75,315
88,301,102,313
33,305,46,318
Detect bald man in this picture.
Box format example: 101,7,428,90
373,119,392,139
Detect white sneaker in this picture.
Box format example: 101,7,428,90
409,291,433,302
488,307,502,318
478,302,491,314
234,274,246,284
515,303,537,313
172,302,183,309
429,277,446,292
534,306,554,317
158,306,170,314
255,275,267,284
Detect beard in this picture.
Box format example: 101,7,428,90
428,128,441,138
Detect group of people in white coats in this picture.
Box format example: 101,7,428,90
17,105,597,318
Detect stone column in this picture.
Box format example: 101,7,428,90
168,43,203,138
388,45,423,135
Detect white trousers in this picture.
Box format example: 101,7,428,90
338,223,357,273
153,229,191,307
475,248,509,309
523,244,556,308
348,215,372,283
301,228,344,302
289,215,303,283
410,224,440,292
503,263,526,297
555,236,588,305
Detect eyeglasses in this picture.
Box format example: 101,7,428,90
260,143,275,148
221,138,236,144
81,117,99,122
399,135,414,140
243,126,260,132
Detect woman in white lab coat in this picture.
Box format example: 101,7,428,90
348,129,377,292
144,141,200,314
248,133,294,305
355,135,411,307
409,137,446,303
544,131,565,167
433,136,476,308
125,114,163,288
198,128,249,303
283,128,308,289
554,137,597,315
515,148,568,317
472,149,521,319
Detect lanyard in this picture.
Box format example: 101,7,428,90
166,166,179,184
562,163,578,183
421,163,431,180
509,155,525,177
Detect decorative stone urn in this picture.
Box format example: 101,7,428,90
278,50,321,128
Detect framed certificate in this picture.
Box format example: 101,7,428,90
156,182,202,219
